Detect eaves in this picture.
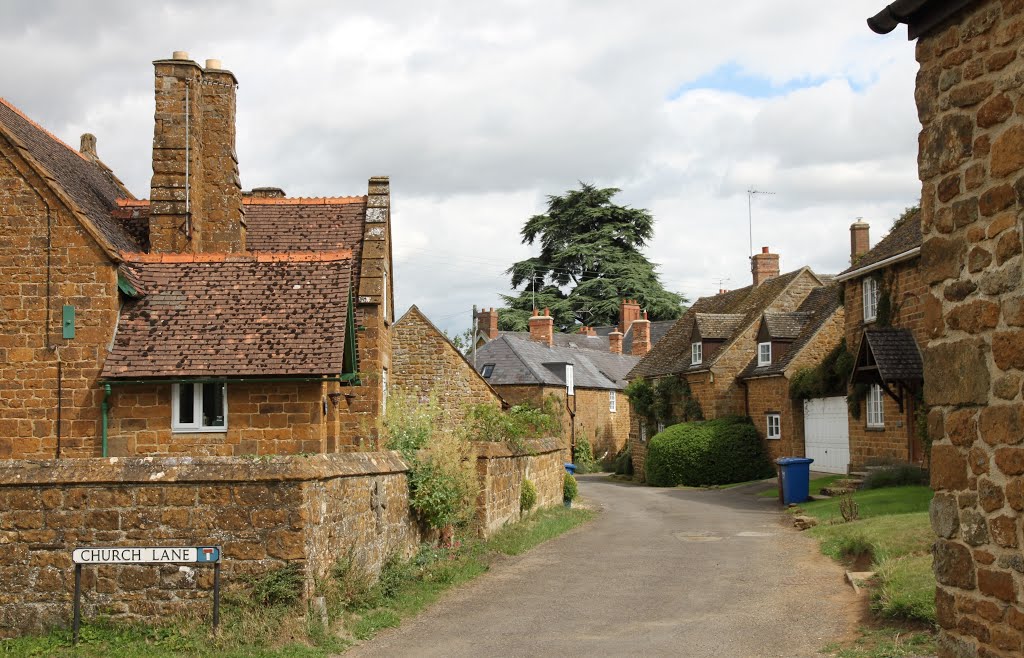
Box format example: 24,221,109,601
834,248,920,283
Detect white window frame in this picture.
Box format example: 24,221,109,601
382,367,389,413
640,423,648,443
691,342,702,365
863,277,879,323
758,342,772,366
766,413,781,440
565,364,575,396
609,390,617,413
867,384,885,428
171,382,228,433
657,420,665,434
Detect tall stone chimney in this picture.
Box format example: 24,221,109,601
79,134,97,160
751,247,780,287
850,219,870,264
149,51,244,253
528,308,554,347
609,330,623,354
477,307,499,341
631,312,651,356
618,299,641,334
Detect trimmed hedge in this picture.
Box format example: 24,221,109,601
645,416,775,487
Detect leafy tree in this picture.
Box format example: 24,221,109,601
499,183,685,332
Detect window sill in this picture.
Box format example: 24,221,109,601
865,425,885,432
766,436,781,441
171,427,228,434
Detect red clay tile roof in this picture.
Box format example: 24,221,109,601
101,256,353,378
244,197,367,253
0,98,141,253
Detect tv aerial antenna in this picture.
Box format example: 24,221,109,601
747,187,776,258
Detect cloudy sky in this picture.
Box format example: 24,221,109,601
3,1,921,335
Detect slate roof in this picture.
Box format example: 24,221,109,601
499,331,610,351
762,312,813,339
475,335,639,390
838,208,921,277
628,268,821,380
101,254,353,378
860,328,924,383
0,98,141,253
694,314,744,340
739,285,843,379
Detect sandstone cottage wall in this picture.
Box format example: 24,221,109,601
473,438,565,536
744,376,804,462
0,132,119,460
391,306,503,426
914,2,1024,655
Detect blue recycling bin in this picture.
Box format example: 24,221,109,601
776,457,814,505
564,463,577,475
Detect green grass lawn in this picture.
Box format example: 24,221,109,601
758,474,846,498
0,506,595,658
796,486,933,522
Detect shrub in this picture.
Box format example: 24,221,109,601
839,493,860,522
563,473,578,501
520,478,537,511
862,464,928,489
613,446,633,476
573,436,598,474
644,416,774,487
466,398,561,450
248,563,303,607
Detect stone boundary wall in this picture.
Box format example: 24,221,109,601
0,439,566,636
0,452,420,637
472,438,565,536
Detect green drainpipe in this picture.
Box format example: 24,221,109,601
102,384,111,458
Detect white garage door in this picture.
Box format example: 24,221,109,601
803,397,849,474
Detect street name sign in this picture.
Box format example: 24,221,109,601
72,546,221,564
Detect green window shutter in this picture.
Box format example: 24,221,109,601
62,305,75,339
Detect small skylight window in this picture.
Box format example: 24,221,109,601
481,364,495,378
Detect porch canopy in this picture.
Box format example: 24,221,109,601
850,328,923,412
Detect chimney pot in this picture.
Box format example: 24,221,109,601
751,247,781,287
205,58,222,70
761,246,769,254
172,51,190,60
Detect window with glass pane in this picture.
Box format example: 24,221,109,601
172,382,227,432
758,342,772,366
691,342,702,364
863,278,878,322
766,413,781,439
867,384,885,427
609,390,617,412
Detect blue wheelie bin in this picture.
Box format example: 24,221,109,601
776,457,814,505
564,463,577,475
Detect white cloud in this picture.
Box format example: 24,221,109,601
1,0,922,333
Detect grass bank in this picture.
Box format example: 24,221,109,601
757,473,846,498
0,506,594,658
800,485,937,657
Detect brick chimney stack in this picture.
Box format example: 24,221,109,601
579,326,597,337
751,247,780,287
631,311,651,356
79,133,97,160
850,219,870,265
528,308,554,347
477,307,499,340
149,51,244,254
609,330,623,354
619,299,641,334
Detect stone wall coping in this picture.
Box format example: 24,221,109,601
471,437,563,459
0,451,411,486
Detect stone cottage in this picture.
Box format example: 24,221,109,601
473,308,640,461
391,304,505,425
0,52,394,459
834,211,927,470
738,284,845,465
626,248,833,480
869,0,1024,655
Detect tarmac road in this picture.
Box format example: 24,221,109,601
345,474,859,657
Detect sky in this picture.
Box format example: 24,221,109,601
1,1,922,336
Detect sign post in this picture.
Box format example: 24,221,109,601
71,546,221,643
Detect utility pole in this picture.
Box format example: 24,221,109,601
471,305,477,367
747,187,776,258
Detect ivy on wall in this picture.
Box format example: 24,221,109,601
625,375,703,428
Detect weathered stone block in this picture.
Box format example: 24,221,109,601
979,478,1005,512
995,447,1024,475
992,124,1024,177
925,340,990,405
978,568,1017,601
934,539,977,589
962,508,990,545
933,493,962,538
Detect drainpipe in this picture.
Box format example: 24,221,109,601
102,384,111,458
